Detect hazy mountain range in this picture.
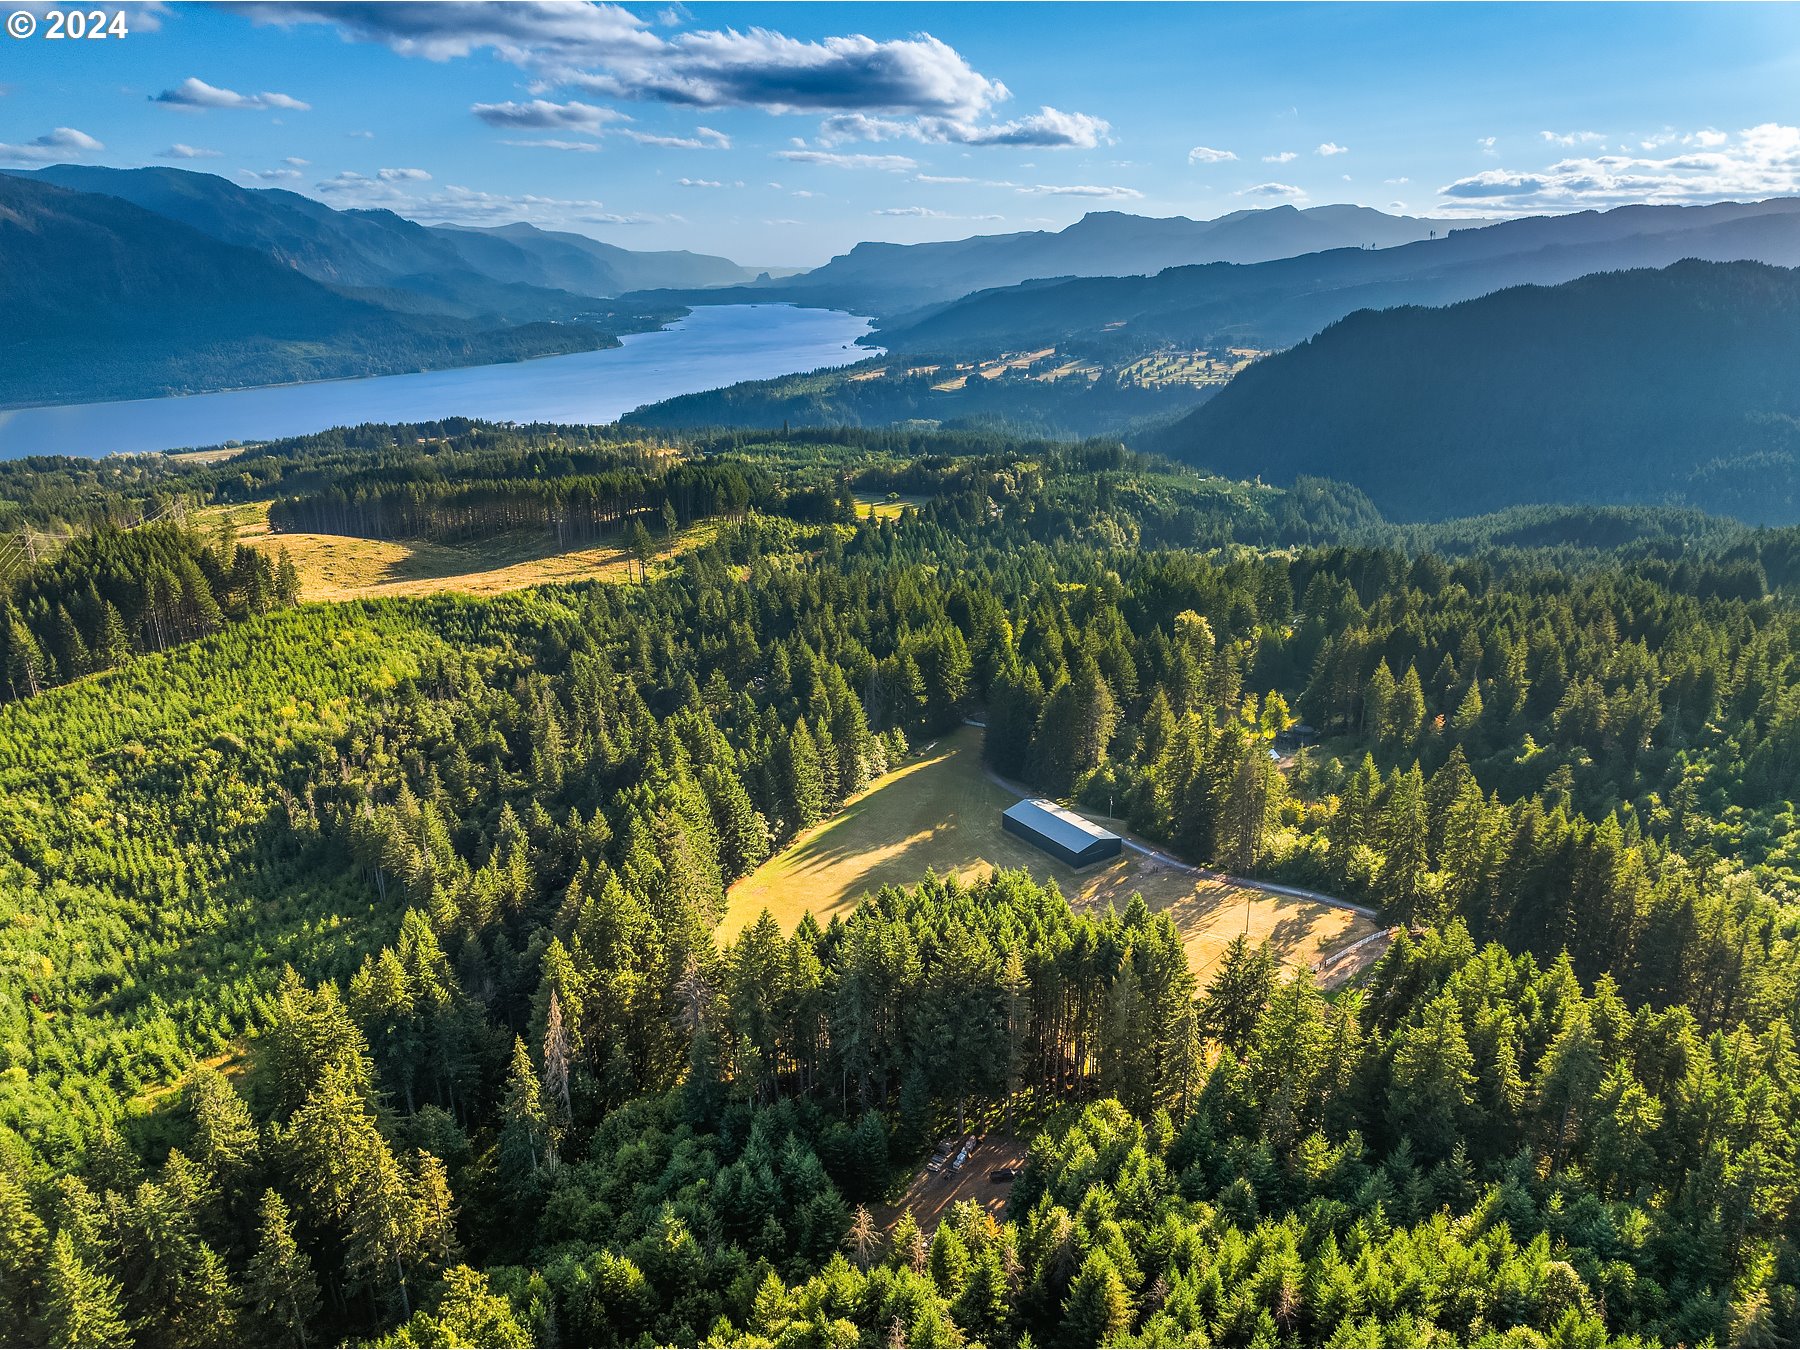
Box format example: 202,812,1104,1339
1150,258,1800,522
734,203,1489,313
13,161,1800,427
0,167,764,406
873,197,1800,354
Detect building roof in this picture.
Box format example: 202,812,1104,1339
1002,797,1121,854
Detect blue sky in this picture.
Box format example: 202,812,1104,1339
5,1,1800,266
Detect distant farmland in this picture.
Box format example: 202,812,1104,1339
721,725,1375,980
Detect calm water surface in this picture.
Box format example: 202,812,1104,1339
0,305,874,459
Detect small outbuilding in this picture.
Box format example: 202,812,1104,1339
1001,797,1123,869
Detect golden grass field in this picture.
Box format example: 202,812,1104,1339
852,494,928,521
204,502,708,602
721,725,1377,981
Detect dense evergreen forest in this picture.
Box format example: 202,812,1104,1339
0,522,299,703
623,357,1214,441
2,422,1800,1347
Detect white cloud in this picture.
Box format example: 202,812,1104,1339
1188,145,1237,165
1237,181,1308,201
243,1,661,62
159,143,222,159
776,149,916,171
676,176,727,187
284,156,310,166
619,126,731,149
0,127,103,163
820,106,1110,149
1477,136,1496,154
241,167,303,182
152,77,310,111
379,167,431,181
347,129,375,139
470,98,624,131
1017,183,1144,199
305,171,665,228
874,205,950,217
1539,129,1604,147
1316,141,1348,156
1440,123,1800,213
1262,150,1297,163
254,4,1009,118
501,138,601,153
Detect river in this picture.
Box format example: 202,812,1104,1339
0,304,874,460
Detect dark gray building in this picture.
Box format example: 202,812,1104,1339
1001,797,1123,869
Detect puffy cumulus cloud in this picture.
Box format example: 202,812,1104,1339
1237,181,1307,201
819,106,1110,149
470,98,624,130
233,1,661,62
159,143,222,159
1316,141,1348,156
378,167,431,181
1262,150,1297,164
1187,145,1236,164
1439,124,1800,213
152,77,310,111
241,167,304,182
676,176,741,188
568,29,1004,116
1016,183,1143,199
776,149,917,172
247,3,1008,117
0,127,103,163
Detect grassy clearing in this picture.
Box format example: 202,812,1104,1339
852,494,929,521
201,502,709,602
721,725,1376,980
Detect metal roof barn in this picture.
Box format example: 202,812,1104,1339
1001,798,1123,869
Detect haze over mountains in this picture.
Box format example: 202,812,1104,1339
1154,259,1800,522
734,203,1488,313
0,167,757,406
874,197,1800,353
14,157,1800,470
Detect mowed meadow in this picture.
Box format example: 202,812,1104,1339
206,501,713,602
722,725,1378,979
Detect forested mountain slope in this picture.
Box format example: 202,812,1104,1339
875,197,1800,354
25,165,755,299
756,204,1483,311
1152,259,1800,520
1,425,1799,1346
0,176,660,407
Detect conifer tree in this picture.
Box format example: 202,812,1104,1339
245,1191,320,1350
43,1231,132,1350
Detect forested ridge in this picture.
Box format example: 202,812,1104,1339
1,423,1798,1346
1158,259,1800,522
